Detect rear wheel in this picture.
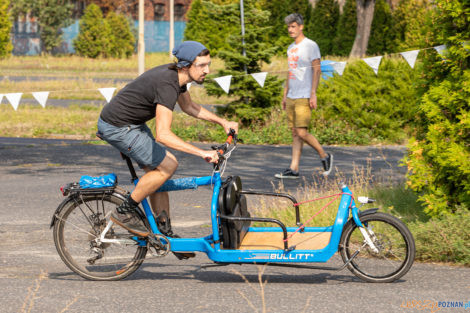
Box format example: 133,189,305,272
53,190,147,280
339,212,415,283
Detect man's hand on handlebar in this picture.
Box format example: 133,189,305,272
222,121,238,135
201,150,219,163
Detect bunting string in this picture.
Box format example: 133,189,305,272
0,43,465,111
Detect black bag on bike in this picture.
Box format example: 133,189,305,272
218,176,251,249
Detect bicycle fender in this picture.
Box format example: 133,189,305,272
352,208,380,227
50,196,76,228
358,208,379,217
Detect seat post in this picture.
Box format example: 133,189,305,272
120,153,139,182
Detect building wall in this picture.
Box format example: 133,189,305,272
10,0,193,55
11,20,187,55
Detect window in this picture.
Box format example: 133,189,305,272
154,3,165,21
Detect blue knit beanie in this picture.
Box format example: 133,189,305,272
172,41,208,68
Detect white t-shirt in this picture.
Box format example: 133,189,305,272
287,38,321,99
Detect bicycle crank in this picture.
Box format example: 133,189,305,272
148,234,170,257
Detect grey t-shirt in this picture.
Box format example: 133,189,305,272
100,64,187,127
287,38,321,99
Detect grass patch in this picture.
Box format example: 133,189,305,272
0,104,101,139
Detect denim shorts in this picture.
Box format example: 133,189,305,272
97,117,167,169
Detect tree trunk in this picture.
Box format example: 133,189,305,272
349,0,375,58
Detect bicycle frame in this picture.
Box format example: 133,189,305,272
132,167,363,264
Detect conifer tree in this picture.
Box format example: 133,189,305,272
393,0,433,51
184,0,238,55
0,0,12,57
107,11,135,58
73,4,111,58
203,0,283,124
405,0,470,216
306,0,339,56
333,0,357,56
367,0,394,55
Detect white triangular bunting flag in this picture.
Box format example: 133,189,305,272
434,45,447,56
363,56,383,75
98,87,116,103
214,75,232,94
251,72,268,88
332,62,347,76
400,50,420,68
32,91,50,108
186,83,191,91
6,93,22,111
292,67,306,81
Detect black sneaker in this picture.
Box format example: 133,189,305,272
110,199,149,237
274,168,299,179
321,153,333,176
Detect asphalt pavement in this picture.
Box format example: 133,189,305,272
1,137,469,313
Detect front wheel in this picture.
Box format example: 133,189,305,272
53,190,148,280
339,212,415,283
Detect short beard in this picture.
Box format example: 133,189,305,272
189,72,205,84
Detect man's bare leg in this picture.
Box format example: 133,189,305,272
130,152,178,213
289,128,304,172
295,127,327,159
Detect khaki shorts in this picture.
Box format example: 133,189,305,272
286,98,311,128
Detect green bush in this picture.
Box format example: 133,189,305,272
203,0,284,125
317,57,420,143
106,11,135,58
73,4,111,58
404,0,470,216
0,0,12,57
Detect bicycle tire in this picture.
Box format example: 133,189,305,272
53,190,147,281
339,212,415,283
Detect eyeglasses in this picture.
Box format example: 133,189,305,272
193,62,211,69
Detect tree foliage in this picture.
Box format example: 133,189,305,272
184,0,239,56
367,0,394,55
10,0,73,54
392,0,433,51
259,0,314,54
0,0,12,57
202,0,283,124
334,0,357,56
307,0,339,56
107,11,135,58
73,4,110,58
405,0,470,216
73,4,135,58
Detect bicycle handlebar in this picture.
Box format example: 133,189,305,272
207,128,237,166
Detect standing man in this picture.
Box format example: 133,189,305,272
275,13,333,179
97,41,238,252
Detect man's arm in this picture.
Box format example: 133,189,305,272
310,58,321,110
177,91,238,134
154,104,218,162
